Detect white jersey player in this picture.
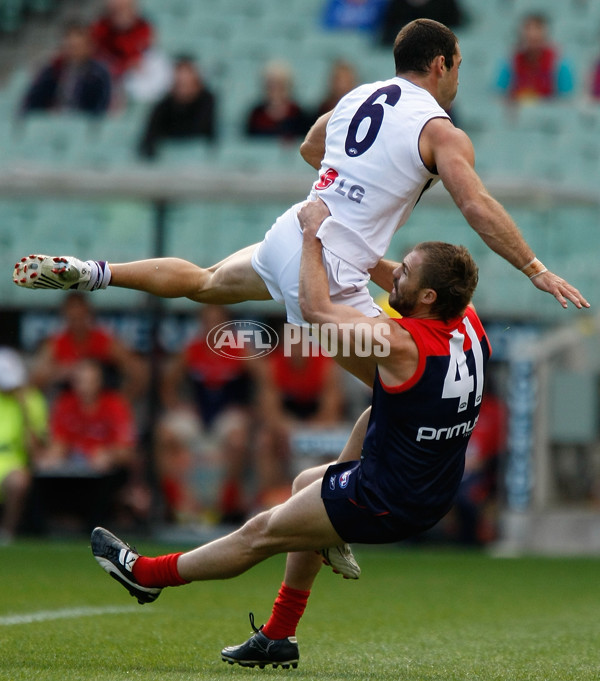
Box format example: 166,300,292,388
14,19,588,314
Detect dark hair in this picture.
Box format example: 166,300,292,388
393,19,458,75
415,241,478,321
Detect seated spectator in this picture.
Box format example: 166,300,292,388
138,56,217,160
315,59,358,118
322,0,388,33
34,359,137,531
20,21,111,116
253,331,345,509
496,13,574,102
91,0,170,103
245,61,311,141
0,348,47,544
91,0,153,79
31,292,147,404
161,305,256,524
380,0,466,44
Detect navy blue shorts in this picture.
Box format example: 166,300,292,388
321,461,437,544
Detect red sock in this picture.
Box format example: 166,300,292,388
261,582,310,640
132,553,189,588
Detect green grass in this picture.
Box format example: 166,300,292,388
0,540,599,680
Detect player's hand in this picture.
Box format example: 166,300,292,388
530,270,590,310
297,198,331,237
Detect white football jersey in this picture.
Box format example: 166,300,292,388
309,76,450,271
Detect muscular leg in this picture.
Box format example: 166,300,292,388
280,407,370,590
109,244,272,304
176,408,370,583
176,480,343,581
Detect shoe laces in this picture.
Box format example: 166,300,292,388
248,612,263,634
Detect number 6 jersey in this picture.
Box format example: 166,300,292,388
359,306,491,529
311,77,450,272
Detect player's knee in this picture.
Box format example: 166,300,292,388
238,510,274,553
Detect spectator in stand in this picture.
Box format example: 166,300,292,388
252,332,345,510
30,292,147,404
138,56,217,160
315,59,358,118
91,0,153,80
245,61,311,141
0,348,47,544
35,358,137,530
322,0,388,33
160,305,256,524
91,0,170,104
380,0,466,44
496,13,574,102
20,21,111,116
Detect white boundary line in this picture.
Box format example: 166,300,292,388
0,605,147,626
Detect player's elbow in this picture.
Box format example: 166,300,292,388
298,292,324,324
299,140,321,170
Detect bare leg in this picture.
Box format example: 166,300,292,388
109,244,272,304
177,480,344,582
178,409,371,585
281,407,370,590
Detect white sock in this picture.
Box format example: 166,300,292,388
78,260,112,291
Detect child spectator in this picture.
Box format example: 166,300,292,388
21,21,111,116
138,56,217,159
35,359,138,531
496,13,574,102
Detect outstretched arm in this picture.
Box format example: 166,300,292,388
422,118,590,310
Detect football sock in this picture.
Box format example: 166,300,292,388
79,260,112,291
132,553,189,588
261,582,310,640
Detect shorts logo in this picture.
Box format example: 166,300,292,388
329,475,336,491
339,470,352,489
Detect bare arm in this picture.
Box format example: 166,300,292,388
422,118,589,310
299,111,333,169
368,258,400,293
298,202,416,387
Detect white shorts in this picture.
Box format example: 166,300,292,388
251,203,382,326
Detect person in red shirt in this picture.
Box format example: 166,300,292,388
91,0,153,79
31,292,147,403
496,13,574,101
35,358,138,531
160,305,255,523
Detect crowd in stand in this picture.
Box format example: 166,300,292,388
0,291,506,547
0,296,361,542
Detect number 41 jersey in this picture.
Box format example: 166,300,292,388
360,307,491,530
310,76,450,272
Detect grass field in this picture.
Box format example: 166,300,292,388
0,539,599,681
